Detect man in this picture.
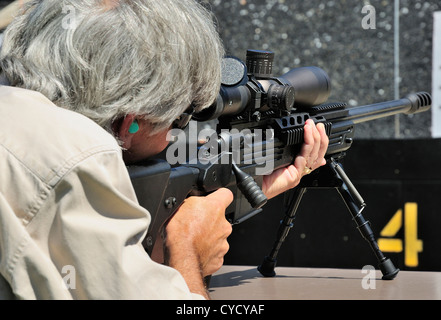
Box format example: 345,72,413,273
0,0,328,299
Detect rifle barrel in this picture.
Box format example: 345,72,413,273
344,92,431,124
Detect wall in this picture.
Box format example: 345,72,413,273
206,0,439,139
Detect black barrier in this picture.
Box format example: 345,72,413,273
224,138,441,272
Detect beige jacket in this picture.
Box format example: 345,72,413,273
0,86,202,299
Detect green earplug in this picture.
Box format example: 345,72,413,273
129,120,139,134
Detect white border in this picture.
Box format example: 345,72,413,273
432,12,441,138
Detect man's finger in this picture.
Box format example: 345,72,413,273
316,122,329,165
299,119,315,162
205,188,234,207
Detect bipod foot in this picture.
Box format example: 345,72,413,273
379,258,400,280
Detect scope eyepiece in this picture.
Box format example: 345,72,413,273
267,84,296,112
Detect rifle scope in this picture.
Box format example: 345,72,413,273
193,50,331,121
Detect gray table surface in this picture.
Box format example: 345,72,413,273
209,265,441,300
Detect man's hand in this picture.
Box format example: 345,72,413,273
161,119,327,298
164,188,233,298
262,119,329,199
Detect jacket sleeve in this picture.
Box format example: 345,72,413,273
24,149,204,300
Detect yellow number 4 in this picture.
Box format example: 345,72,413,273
377,203,423,267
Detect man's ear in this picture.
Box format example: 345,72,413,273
113,114,137,149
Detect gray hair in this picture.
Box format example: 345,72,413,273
0,0,224,133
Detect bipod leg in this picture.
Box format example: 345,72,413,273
329,158,399,280
258,187,306,277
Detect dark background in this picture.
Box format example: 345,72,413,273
1,1,440,272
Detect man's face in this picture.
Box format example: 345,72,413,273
121,119,170,164
118,105,194,164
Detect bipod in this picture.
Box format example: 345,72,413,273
258,157,399,280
